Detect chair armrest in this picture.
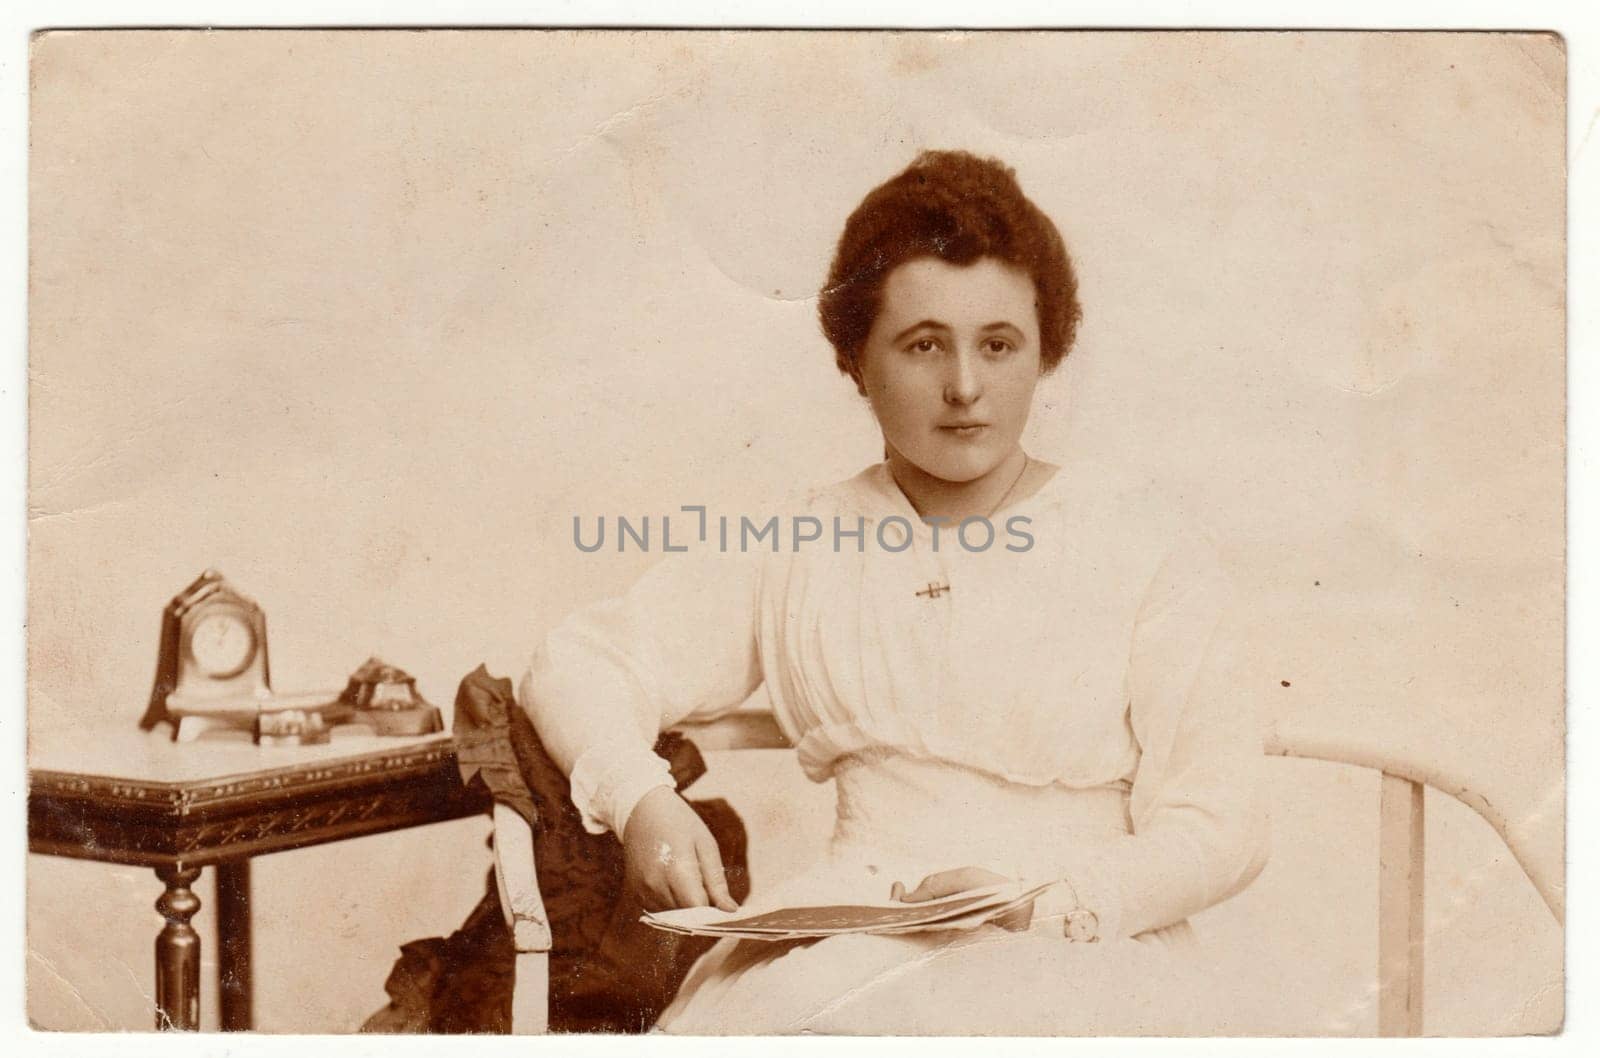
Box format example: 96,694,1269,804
492,802,554,953
1266,726,1562,925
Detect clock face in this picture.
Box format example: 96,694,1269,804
188,610,257,679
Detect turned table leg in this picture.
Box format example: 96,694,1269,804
154,864,202,1031
216,859,253,1031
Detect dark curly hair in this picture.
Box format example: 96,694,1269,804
818,150,1081,386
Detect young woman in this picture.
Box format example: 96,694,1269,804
520,150,1268,1034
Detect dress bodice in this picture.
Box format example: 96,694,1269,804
756,460,1206,791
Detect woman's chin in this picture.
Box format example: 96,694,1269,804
906,445,1007,485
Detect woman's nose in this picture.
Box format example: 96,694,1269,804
942,350,982,405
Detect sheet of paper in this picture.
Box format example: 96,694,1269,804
643,883,1051,940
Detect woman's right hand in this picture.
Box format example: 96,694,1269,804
621,785,739,912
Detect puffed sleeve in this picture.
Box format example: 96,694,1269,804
517,545,765,838
1041,527,1269,940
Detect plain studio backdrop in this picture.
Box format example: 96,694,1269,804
27,31,1562,1033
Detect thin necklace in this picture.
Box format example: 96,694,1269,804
889,451,1032,520
906,452,1030,602
985,452,1032,518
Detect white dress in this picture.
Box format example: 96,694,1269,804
519,458,1268,1035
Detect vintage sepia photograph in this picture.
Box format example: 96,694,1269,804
24,28,1565,1037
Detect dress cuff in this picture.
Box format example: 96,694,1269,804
1028,854,1125,941
568,737,676,838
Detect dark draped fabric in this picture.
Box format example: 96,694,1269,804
362,665,749,1034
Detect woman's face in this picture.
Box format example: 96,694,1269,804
857,256,1043,484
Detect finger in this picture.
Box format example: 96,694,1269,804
899,879,945,903
996,901,1034,932
694,832,739,912
667,861,710,909
901,869,980,903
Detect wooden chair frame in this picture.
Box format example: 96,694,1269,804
490,711,1563,1036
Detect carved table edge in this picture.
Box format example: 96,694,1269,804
27,738,475,817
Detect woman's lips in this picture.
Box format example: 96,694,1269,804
939,424,989,439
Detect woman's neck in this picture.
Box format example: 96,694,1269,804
884,444,1030,523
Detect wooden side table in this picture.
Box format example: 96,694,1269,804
28,727,489,1031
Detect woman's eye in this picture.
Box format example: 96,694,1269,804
908,337,940,354
983,338,1015,355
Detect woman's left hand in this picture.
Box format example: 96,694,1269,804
892,867,1033,932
